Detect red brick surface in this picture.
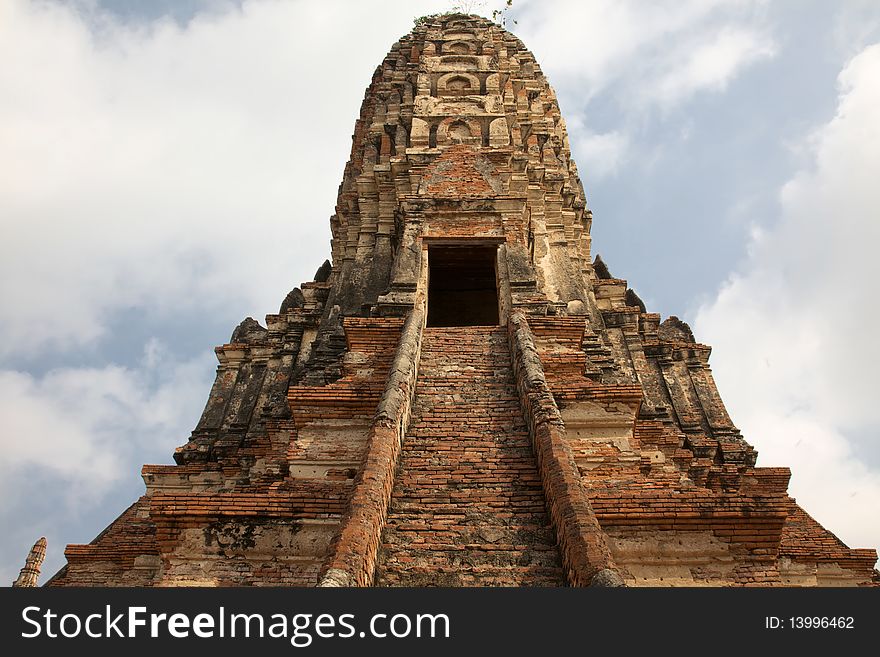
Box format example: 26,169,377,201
376,327,564,586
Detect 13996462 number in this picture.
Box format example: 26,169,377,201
790,617,854,629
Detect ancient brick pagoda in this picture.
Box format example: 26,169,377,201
44,14,877,587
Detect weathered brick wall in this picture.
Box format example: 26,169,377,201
319,304,426,586
50,500,159,586
150,484,349,586
375,325,565,586
528,311,877,586
507,311,622,586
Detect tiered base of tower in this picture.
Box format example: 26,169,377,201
47,288,878,587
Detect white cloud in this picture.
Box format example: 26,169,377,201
567,119,629,179
0,0,448,357
511,0,776,198
694,44,880,555
649,26,776,107
0,0,776,359
0,341,215,503
0,339,215,585
514,0,775,110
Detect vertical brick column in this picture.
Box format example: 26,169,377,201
507,310,624,587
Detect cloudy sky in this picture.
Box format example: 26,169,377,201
1,0,878,584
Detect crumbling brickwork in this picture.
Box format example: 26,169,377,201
376,326,565,586
44,13,877,588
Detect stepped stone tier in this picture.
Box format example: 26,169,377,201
45,13,877,587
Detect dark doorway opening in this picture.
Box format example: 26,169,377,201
427,244,499,327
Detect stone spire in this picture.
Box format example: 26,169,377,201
324,13,591,320
12,537,47,587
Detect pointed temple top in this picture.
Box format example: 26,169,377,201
326,12,592,320
12,536,47,588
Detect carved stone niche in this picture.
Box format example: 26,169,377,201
442,40,473,55
489,117,510,147
437,71,480,97
486,73,500,94
410,117,430,148
437,117,482,147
